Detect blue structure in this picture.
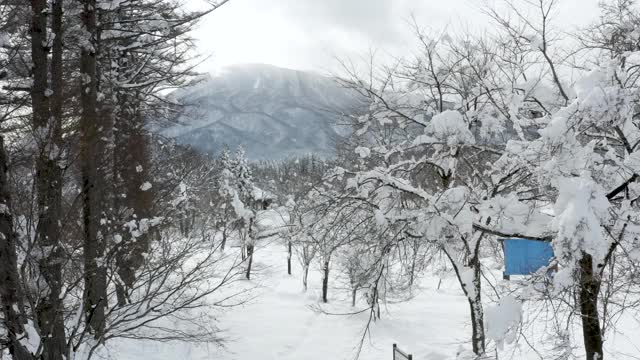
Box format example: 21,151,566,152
502,238,554,278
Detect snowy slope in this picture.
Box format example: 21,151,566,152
161,64,363,160
98,243,640,360
103,243,472,360
99,209,640,360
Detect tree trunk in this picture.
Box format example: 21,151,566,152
80,0,106,337
240,226,247,260
409,258,416,287
287,241,292,275
409,242,418,286
579,254,604,360
115,99,153,289
351,288,357,307
322,258,330,303
245,217,255,280
0,137,33,360
115,282,127,306
245,243,254,280
221,227,227,250
467,262,485,356
30,0,67,357
445,242,486,357
302,264,309,292
449,252,485,356
467,295,485,356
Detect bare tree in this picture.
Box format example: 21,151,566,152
0,136,32,360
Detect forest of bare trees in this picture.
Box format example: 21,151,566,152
4,0,640,359
282,1,640,359
0,1,258,359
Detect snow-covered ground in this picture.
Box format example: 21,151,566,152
104,240,471,360
98,209,640,360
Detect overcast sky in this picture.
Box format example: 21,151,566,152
192,0,601,74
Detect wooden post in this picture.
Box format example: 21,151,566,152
393,343,413,360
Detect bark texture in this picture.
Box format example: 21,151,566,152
30,0,67,356
322,258,330,303
80,0,107,337
579,254,604,360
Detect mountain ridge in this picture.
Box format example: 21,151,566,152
161,64,362,159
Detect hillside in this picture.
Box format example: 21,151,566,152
161,64,363,159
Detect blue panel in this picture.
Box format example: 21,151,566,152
504,239,554,276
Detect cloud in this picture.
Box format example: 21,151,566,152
284,0,400,42
193,0,600,73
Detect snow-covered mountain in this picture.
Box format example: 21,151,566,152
161,64,363,160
